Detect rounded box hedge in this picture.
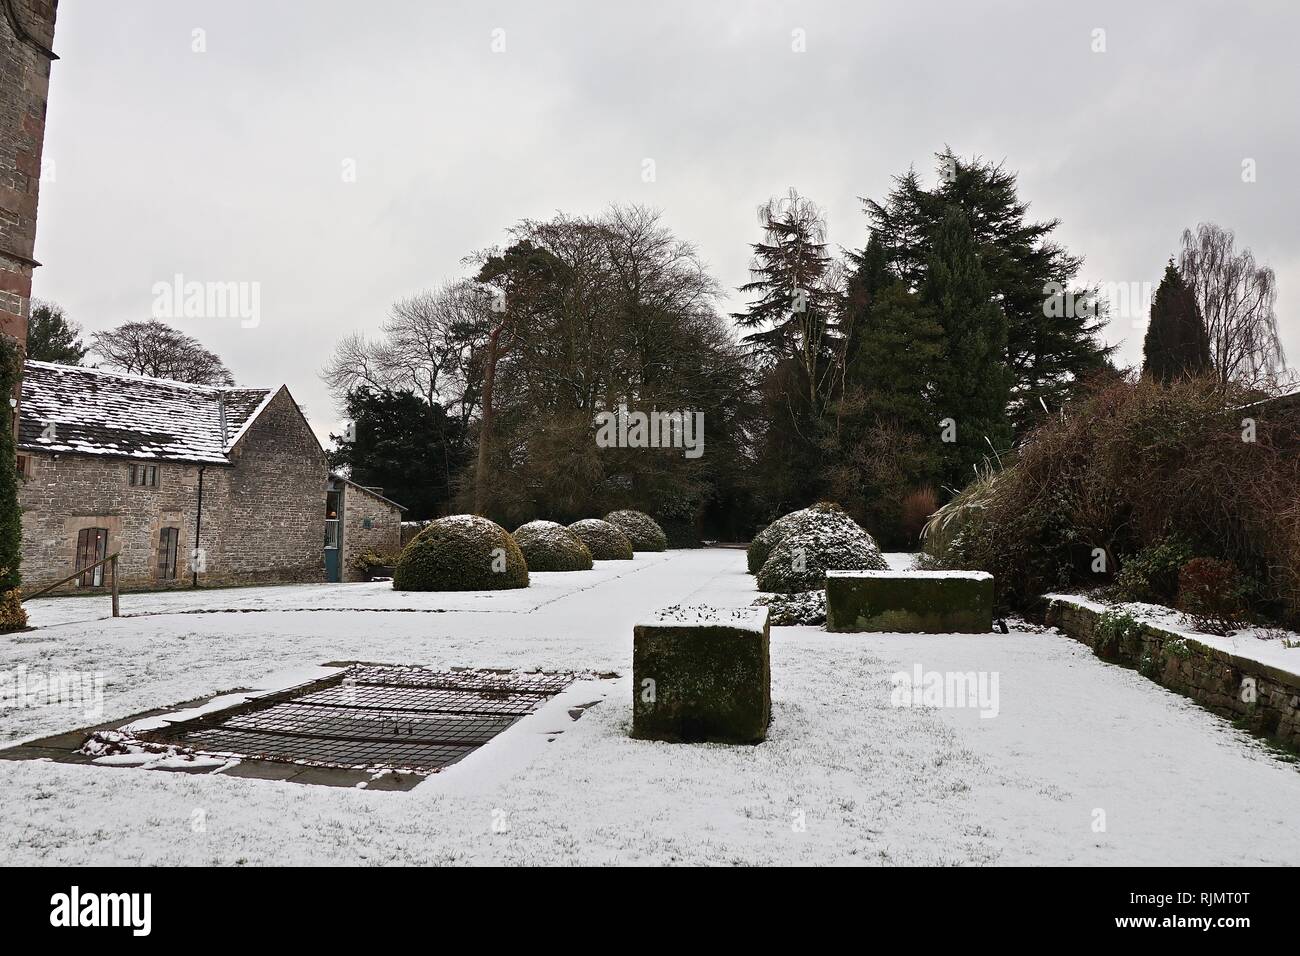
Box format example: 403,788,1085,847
747,502,864,574
393,514,529,591
752,504,888,593
513,520,593,572
604,510,668,552
568,518,634,560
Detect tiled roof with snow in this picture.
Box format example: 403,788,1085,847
18,360,275,464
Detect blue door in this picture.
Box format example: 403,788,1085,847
325,487,342,582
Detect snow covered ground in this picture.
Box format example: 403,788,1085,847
3,547,1298,865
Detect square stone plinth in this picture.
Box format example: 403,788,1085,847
632,605,770,743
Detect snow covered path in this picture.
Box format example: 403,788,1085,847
3,548,1298,865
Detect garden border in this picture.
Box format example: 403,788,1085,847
1045,596,1300,753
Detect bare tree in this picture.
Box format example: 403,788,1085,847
90,320,234,385
1178,222,1284,388
322,280,490,425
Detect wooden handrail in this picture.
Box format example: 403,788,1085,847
25,551,122,616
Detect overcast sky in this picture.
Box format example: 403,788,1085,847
33,0,1300,442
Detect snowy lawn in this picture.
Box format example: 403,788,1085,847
3,547,1298,865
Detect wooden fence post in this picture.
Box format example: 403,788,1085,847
111,555,119,618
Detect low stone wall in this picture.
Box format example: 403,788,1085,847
1046,597,1300,751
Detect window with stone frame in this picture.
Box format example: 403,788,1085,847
75,528,109,587
129,463,159,487
157,527,180,580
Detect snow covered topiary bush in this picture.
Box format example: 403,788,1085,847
747,502,867,574
604,510,667,552
393,514,529,591
752,589,826,626
513,520,593,571
756,515,888,593
567,518,634,560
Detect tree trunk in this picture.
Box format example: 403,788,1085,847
473,325,503,515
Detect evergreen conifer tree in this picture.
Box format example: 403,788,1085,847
1142,260,1211,384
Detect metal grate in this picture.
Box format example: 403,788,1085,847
134,665,576,773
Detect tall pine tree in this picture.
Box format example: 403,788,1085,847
1142,260,1211,384
924,206,1013,487
733,189,843,510
732,189,842,403
861,149,1111,432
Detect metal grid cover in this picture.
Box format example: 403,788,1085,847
136,665,575,773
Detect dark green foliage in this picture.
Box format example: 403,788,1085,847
512,520,593,571
923,206,1013,488
328,387,467,521
26,300,87,365
860,149,1112,434
828,277,944,544
0,335,24,597
604,510,667,552
732,189,840,365
567,519,634,560
392,515,528,591
756,526,889,593
1142,261,1211,384
746,501,849,574
658,520,702,549
750,503,888,593
1115,536,1195,603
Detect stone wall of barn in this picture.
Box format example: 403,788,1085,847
198,388,327,586
18,389,330,593
0,0,58,343
18,452,205,591
341,485,401,581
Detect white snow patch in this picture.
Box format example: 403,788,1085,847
827,569,992,581
641,604,769,632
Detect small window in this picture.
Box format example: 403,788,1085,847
157,527,180,580
75,528,109,587
129,463,159,487
15,454,30,478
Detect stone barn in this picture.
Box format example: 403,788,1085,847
16,360,403,592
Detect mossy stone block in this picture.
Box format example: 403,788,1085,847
825,571,993,633
632,606,770,744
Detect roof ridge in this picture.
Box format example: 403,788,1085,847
23,359,270,395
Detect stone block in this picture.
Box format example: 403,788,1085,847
825,570,994,633
632,606,770,743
